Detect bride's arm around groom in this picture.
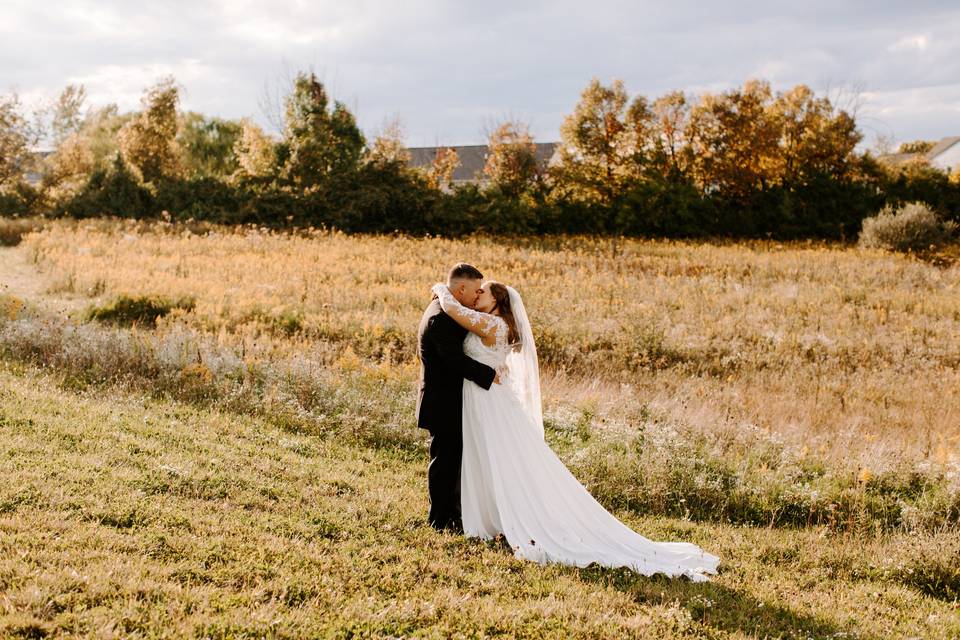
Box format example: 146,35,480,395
416,266,497,532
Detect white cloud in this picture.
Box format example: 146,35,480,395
67,60,220,112
1,1,959,147
859,82,960,144
888,34,930,52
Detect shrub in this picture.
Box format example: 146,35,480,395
0,216,44,246
86,294,195,327
58,154,155,219
859,201,957,252
616,179,713,237
0,183,45,218
154,176,246,222
881,162,960,225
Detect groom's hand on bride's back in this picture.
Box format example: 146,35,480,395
493,373,501,385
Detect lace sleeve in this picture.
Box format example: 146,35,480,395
431,283,505,342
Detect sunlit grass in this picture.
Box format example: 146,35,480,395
1,364,958,637
2,217,960,635
20,218,960,472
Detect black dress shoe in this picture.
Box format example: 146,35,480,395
446,518,464,535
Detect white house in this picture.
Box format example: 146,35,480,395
927,137,960,173
880,136,960,173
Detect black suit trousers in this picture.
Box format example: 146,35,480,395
427,426,462,530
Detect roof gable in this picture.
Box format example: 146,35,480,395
927,136,960,159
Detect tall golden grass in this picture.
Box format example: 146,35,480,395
3,218,959,635
20,218,960,477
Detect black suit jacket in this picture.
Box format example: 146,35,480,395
416,299,496,433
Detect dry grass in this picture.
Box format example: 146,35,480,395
19,218,960,475
0,216,45,247
2,364,958,638
2,218,960,635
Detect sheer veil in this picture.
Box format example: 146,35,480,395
505,286,543,439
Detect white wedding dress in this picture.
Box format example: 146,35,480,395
432,284,720,582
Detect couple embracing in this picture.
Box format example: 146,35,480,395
416,263,720,581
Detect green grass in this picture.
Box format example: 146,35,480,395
1,363,958,638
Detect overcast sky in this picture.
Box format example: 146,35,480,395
3,1,959,149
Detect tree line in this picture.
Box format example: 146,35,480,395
1,73,958,239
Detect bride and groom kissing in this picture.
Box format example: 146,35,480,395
416,263,720,581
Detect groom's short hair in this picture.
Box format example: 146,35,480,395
448,263,483,282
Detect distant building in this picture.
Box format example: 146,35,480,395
406,142,561,186
879,136,960,173
22,143,570,188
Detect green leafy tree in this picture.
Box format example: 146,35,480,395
177,113,242,178
280,72,364,188
79,105,134,171
60,153,154,218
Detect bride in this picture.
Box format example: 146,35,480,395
430,281,720,582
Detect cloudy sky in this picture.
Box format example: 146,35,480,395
3,0,959,149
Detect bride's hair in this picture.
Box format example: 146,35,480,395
487,282,521,350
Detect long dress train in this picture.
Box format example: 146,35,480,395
437,287,720,581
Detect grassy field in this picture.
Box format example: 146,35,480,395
1,217,959,636
2,364,958,638
19,218,960,465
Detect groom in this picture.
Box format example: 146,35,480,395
416,263,498,533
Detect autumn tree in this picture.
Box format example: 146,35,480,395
686,79,783,200
773,84,861,186
43,98,133,199
280,72,364,188
46,84,87,147
555,78,654,204
899,140,934,154
43,133,94,198
118,77,183,183
77,105,132,170
0,91,38,188
233,118,277,179
426,147,460,191
39,85,91,196
365,116,410,167
483,121,539,197
650,91,694,180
